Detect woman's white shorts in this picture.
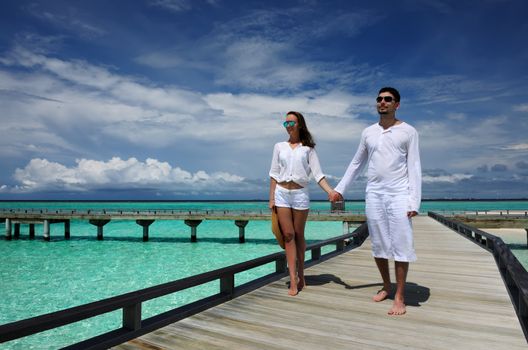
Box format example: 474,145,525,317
365,192,416,262
274,186,310,210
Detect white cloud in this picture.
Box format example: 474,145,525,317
1,33,526,193
27,5,106,38
513,104,528,112
3,157,244,193
500,143,528,151
134,52,186,69
398,75,507,106
310,11,383,38
148,0,192,12
0,45,372,156
216,38,317,91
422,173,473,183
446,112,466,121
415,114,527,171
132,8,383,92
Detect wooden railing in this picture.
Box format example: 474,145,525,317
0,223,369,349
428,211,528,341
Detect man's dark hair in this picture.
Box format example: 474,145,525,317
378,87,400,102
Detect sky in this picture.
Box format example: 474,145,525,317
0,0,527,200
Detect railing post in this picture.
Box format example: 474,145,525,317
275,255,287,273
123,303,142,331
519,294,527,320
486,238,494,251
336,240,345,251
220,274,234,298
311,247,321,260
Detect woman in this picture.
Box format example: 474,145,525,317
269,111,333,296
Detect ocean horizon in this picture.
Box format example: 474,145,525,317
1,198,527,202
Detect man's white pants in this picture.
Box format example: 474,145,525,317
365,192,416,262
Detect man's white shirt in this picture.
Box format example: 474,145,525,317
335,122,422,212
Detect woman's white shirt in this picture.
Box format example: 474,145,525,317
269,142,325,187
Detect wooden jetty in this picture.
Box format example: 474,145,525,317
449,210,528,229
0,208,365,242
113,216,527,350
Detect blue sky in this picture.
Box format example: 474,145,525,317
0,0,527,200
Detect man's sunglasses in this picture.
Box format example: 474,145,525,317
283,121,297,127
376,96,394,103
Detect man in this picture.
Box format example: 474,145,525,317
330,87,421,316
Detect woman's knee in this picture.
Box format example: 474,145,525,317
283,230,295,243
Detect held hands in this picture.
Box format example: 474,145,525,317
328,190,343,202
407,211,418,218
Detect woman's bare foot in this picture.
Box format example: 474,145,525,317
288,287,298,296
388,299,406,315
372,289,390,302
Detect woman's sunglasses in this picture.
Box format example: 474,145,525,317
376,96,394,103
283,121,297,128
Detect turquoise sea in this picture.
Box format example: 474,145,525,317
1,200,527,349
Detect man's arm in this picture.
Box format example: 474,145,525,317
407,128,422,216
333,133,368,199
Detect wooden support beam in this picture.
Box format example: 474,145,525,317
136,220,155,242
89,220,111,240
234,220,248,243
29,224,35,239
13,223,20,239
43,220,50,241
184,220,202,242
5,218,11,240
64,220,70,240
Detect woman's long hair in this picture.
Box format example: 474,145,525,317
287,111,316,148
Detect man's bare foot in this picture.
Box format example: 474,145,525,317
388,299,406,315
297,277,306,291
373,289,390,302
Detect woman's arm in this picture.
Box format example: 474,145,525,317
269,177,277,209
268,143,280,209
308,148,336,200
317,177,333,196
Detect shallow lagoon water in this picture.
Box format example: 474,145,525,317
1,201,526,349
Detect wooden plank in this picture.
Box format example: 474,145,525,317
114,217,526,349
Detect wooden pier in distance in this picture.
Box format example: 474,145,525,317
453,212,528,228
1,208,365,242
112,215,527,349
